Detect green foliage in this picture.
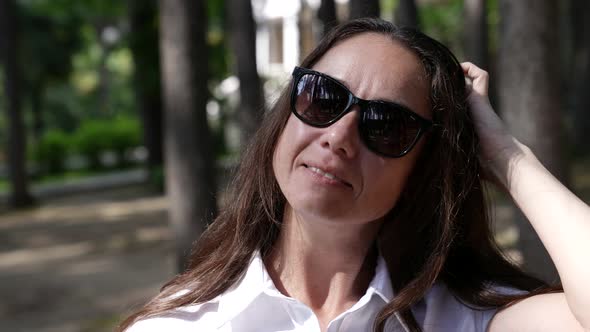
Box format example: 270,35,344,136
32,129,69,174
72,117,141,170
420,0,464,57
487,0,500,54
127,0,161,100
0,71,5,161
150,164,165,192
208,0,230,81
70,22,135,118
73,120,110,169
42,83,84,132
110,116,141,164
20,7,83,84
16,0,135,135
380,0,397,21
21,0,125,22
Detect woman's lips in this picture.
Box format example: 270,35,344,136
303,164,353,188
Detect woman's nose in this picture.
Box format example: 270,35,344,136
320,107,361,159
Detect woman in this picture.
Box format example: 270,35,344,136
120,18,590,332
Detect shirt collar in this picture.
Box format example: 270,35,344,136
216,250,394,323
369,253,394,302
215,252,270,320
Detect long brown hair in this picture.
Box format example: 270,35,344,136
118,18,559,332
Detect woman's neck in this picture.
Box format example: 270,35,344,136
264,206,382,329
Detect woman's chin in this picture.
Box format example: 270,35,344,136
287,202,380,227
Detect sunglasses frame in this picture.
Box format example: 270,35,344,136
290,66,434,158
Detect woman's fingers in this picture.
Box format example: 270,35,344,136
461,62,489,98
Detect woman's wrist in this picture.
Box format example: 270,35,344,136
486,137,536,191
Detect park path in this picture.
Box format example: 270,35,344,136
0,184,175,332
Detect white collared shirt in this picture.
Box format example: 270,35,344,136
127,252,499,332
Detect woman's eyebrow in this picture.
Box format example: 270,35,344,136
376,97,406,105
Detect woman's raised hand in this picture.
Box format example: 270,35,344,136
460,61,525,189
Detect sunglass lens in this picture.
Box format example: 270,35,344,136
294,73,349,125
360,104,422,157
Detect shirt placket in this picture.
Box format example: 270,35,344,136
280,298,322,331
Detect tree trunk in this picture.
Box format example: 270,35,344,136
463,0,488,69
394,0,419,29
299,0,316,61
0,0,33,207
30,82,44,142
349,0,380,19
318,0,337,37
128,0,164,174
464,0,497,109
227,0,264,145
498,0,564,283
159,0,218,272
569,0,590,157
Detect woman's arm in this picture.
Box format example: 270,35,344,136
461,62,590,332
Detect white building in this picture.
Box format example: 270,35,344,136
251,0,350,77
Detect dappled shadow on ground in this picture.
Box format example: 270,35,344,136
0,185,175,332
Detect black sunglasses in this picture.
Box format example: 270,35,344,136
290,66,434,158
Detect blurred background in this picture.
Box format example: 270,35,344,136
0,0,588,331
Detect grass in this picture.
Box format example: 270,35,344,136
80,314,122,332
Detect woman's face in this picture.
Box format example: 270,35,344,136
273,33,431,225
